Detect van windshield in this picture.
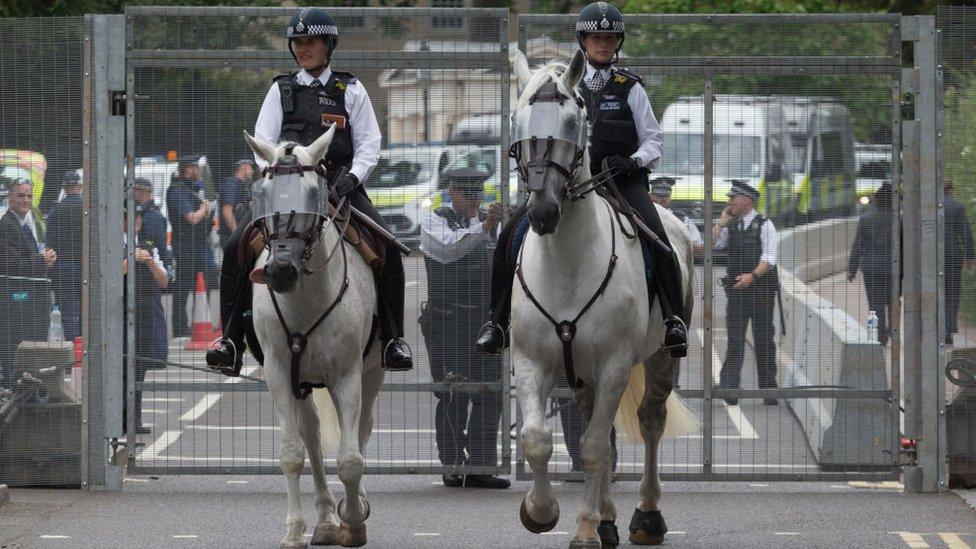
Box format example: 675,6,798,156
365,151,438,189
660,134,762,178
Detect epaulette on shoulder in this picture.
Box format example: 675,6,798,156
272,72,296,84
331,70,359,85
612,67,644,86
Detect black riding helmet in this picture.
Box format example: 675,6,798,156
576,2,625,68
286,8,339,72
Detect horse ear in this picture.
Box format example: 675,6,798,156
561,49,586,91
243,131,276,165
304,123,337,164
513,49,532,91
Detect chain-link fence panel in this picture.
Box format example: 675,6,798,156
123,6,512,476
939,5,976,490
517,13,903,481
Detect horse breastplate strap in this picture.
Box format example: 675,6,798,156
515,199,619,390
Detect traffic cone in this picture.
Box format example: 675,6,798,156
70,336,83,401
185,272,220,350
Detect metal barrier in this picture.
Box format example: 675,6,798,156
122,6,512,477
516,13,912,482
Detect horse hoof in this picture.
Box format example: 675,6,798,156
338,521,366,547
519,497,559,533
598,520,620,546
568,538,603,549
280,541,308,549
628,508,667,546
336,497,371,523
311,523,340,545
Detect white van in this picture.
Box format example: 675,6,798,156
447,113,501,146
658,96,792,227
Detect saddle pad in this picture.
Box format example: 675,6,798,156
507,212,654,301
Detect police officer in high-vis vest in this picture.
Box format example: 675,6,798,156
419,168,509,489
206,7,412,375
476,1,688,358
713,180,779,406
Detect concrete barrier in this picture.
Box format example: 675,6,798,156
774,217,894,469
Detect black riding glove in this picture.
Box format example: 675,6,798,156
607,155,640,175
334,172,359,198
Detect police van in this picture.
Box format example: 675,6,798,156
658,96,793,228
854,142,891,205
779,97,857,220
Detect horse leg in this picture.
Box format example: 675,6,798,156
572,368,628,549
353,365,384,507
574,386,621,548
630,352,673,546
297,398,340,546
330,372,368,547
267,366,309,549
515,359,559,533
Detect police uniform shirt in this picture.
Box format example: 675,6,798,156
420,209,499,265
713,208,779,265
254,68,381,182
681,215,704,247
584,64,663,170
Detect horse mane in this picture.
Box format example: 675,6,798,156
514,59,578,110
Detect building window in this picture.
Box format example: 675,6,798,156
431,0,466,29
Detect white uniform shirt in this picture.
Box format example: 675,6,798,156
681,215,704,247
253,68,381,183
420,210,498,265
714,208,778,265
583,64,664,170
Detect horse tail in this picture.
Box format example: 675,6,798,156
615,362,701,443
312,388,342,456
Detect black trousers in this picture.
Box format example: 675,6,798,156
218,187,405,355
863,270,892,345
946,265,962,336
487,173,685,327
424,310,503,467
556,396,617,472
721,287,777,390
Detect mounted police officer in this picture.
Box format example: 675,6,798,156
476,1,688,358
713,180,779,406
207,7,412,375
419,168,509,489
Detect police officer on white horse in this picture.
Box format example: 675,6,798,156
207,7,413,375
476,1,688,357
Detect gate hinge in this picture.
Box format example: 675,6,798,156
111,90,126,116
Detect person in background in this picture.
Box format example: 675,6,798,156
0,178,56,279
419,168,508,489
848,182,894,346
649,176,704,257
943,177,974,345
166,155,214,338
45,171,84,341
218,159,255,247
123,203,169,435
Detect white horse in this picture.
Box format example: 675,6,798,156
509,49,699,548
245,126,383,548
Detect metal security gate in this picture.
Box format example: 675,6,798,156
515,13,938,483
122,6,512,476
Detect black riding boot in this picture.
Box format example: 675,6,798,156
475,208,524,355
207,213,263,376
617,178,688,357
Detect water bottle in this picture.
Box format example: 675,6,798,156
866,310,878,343
49,305,64,343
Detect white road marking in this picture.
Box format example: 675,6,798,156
542,531,569,535
140,431,181,460
749,483,768,487
670,531,687,534
172,534,199,539
40,535,70,539
897,532,930,548
123,478,150,483
141,409,167,414
775,532,801,535
179,365,257,422
144,397,184,403
697,328,759,440
225,480,248,484
940,533,971,549
413,533,440,537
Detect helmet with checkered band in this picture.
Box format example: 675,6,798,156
286,8,339,70
576,2,625,66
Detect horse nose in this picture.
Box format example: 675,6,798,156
265,259,299,293
528,201,560,235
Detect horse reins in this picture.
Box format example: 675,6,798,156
515,199,619,390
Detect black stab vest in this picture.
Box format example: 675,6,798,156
727,214,766,279
577,67,645,181
423,207,492,310
276,71,356,179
